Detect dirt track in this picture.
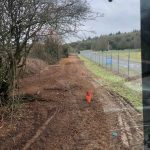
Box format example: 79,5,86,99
0,55,143,150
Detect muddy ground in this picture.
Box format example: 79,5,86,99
0,55,143,150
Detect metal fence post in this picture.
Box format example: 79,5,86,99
101,51,102,66
118,50,119,74
98,52,100,66
96,52,98,64
106,51,107,69
96,52,97,64
128,49,130,78
101,51,103,66
102,51,103,67
110,50,112,70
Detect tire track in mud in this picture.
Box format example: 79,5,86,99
23,107,59,150
1,55,142,149
89,78,144,150
21,56,110,150
61,61,110,150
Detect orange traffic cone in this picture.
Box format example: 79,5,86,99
86,90,93,103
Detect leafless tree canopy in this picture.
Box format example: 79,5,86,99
0,0,90,64
0,0,91,104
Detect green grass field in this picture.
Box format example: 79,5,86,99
98,49,141,63
79,55,142,110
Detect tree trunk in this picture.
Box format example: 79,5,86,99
0,58,17,105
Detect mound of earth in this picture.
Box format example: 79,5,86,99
23,58,48,77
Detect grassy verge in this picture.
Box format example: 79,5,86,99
79,55,142,109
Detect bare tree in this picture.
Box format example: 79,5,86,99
0,0,91,104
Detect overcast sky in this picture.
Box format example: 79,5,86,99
67,0,140,43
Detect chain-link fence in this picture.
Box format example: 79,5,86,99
80,50,141,79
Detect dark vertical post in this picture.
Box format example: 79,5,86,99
141,0,150,149
118,50,119,74
101,51,103,66
102,51,104,67
128,49,130,78
111,50,113,71
99,53,100,66
106,51,107,69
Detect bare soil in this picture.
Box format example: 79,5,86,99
0,55,143,150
